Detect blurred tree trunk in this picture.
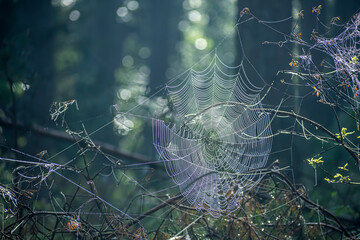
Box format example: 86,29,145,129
19,1,56,126
0,1,14,42
0,0,17,150
0,1,57,154
147,0,174,94
76,0,120,115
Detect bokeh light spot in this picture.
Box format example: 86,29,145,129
195,38,207,50
139,65,151,76
116,7,128,17
178,20,189,32
120,89,132,100
139,47,151,59
61,0,75,7
123,119,134,129
188,10,202,22
182,0,191,10
127,1,139,11
189,0,202,8
69,10,80,21
122,55,134,67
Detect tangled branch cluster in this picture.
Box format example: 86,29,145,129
315,13,360,105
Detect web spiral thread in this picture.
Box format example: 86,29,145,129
152,54,272,217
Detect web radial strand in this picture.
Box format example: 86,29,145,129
152,53,272,217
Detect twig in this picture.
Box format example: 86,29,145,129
270,170,354,239
268,108,359,166
0,117,155,167
172,214,203,239
126,195,182,228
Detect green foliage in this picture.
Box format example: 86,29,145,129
335,127,355,139
307,156,324,169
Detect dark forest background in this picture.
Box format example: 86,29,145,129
1,0,360,239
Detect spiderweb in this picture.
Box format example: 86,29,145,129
280,11,360,122
314,13,360,95
152,53,272,217
314,13,360,112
